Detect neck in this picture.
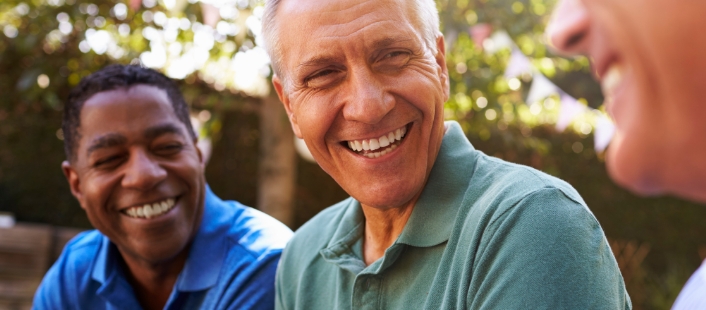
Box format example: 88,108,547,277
360,199,417,265
120,246,190,310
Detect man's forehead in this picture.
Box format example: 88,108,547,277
276,0,418,63
277,0,413,38
77,86,184,149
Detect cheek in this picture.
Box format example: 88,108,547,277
294,96,339,144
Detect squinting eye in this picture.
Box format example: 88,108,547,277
305,69,342,88
385,51,408,59
94,155,124,168
378,50,411,70
155,144,183,155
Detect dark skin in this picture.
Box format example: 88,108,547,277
62,85,205,309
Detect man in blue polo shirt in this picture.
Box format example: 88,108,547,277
33,65,292,310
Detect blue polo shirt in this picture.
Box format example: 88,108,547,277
33,186,293,310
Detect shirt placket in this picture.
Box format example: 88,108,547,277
352,274,382,310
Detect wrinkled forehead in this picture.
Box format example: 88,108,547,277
275,0,419,65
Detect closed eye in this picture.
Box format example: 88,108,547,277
376,50,411,72
304,68,344,88
94,154,125,168
154,143,184,156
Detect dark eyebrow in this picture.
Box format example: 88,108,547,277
144,123,186,141
86,133,127,156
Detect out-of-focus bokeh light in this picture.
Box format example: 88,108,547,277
37,74,50,89
3,25,18,38
485,109,497,121
508,77,521,91
476,97,488,108
456,63,468,74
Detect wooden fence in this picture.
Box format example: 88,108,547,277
0,223,83,310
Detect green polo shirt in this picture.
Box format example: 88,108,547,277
276,121,630,310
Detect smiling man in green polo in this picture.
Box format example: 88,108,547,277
260,0,631,308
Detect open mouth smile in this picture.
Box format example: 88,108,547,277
344,124,408,159
122,197,177,219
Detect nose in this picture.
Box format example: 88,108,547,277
121,149,167,190
546,0,591,55
341,68,395,125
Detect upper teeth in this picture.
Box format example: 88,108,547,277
347,126,407,154
601,64,623,98
124,198,176,219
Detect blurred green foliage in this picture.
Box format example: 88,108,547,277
1,0,705,308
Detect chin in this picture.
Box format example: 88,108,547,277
606,135,665,197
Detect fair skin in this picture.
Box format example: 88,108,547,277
62,85,205,309
547,0,706,203
271,0,449,264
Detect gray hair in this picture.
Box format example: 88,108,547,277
262,0,440,83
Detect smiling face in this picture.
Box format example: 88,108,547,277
63,85,205,265
547,0,706,201
272,0,449,210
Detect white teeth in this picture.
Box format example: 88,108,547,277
354,141,362,152
379,136,390,148
124,198,177,219
369,139,380,151
143,204,153,218
346,126,408,156
601,64,623,98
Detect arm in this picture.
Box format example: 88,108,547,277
468,188,631,310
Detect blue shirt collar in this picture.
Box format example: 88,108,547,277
91,185,228,295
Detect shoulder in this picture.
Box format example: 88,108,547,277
277,198,354,272
472,151,584,204
466,151,591,224
34,230,103,309
48,229,103,274
289,198,353,252
218,199,294,260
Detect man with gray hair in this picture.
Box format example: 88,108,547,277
263,0,630,308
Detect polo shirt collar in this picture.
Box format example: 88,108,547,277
396,121,476,247
322,121,476,260
175,185,226,291
320,198,367,274
91,185,227,296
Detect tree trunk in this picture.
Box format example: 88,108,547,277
257,94,296,227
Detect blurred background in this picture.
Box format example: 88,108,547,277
0,0,704,308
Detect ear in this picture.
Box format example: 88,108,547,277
193,137,204,167
434,34,450,102
62,161,86,211
272,75,303,138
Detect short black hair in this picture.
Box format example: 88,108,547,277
63,64,196,161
